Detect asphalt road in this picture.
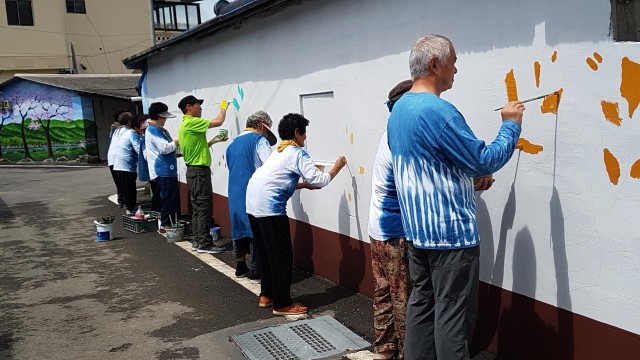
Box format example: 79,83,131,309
0,166,498,360
0,166,375,360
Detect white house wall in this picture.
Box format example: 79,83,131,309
143,0,640,336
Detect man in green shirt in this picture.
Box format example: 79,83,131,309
178,95,229,254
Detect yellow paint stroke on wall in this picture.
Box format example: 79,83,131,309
593,52,603,63
630,160,640,179
505,69,519,101
540,88,564,114
516,138,544,154
359,166,365,175
603,148,621,185
551,51,558,63
621,57,640,118
534,61,541,88
600,100,622,127
348,192,352,201
350,132,354,145
345,126,348,135
586,57,598,71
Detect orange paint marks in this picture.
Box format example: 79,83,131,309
540,88,564,114
630,160,640,179
593,52,603,63
603,148,621,185
600,100,622,127
516,138,544,154
505,69,519,101
551,51,558,63
586,57,598,71
620,57,640,118
534,61,541,88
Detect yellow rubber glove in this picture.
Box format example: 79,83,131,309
220,100,229,110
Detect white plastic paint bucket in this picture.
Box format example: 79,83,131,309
95,222,113,241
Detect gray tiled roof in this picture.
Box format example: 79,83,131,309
9,74,141,99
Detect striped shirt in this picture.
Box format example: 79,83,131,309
387,92,521,249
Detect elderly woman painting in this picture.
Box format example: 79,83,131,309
246,113,347,316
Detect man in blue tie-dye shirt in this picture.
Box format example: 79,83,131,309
387,34,525,360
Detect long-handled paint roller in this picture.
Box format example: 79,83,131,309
494,91,559,111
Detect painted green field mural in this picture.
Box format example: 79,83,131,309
0,80,96,161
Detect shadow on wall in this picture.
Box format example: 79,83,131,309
474,182,517,351
290,190,314,274
338,194,365,291
150,0,610,89
550,186,574,358
473,163,574,358
496,227,574,360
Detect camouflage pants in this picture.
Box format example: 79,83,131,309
371,237,411,359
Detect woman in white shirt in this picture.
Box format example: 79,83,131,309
246,113,346,316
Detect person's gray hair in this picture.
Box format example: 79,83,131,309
409,34,452,80
246,110,272,129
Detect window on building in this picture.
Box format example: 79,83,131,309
5,0,33,26
611,0,640,41
153,1,201,31
66,0,86,14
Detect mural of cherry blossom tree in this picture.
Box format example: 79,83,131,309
8,90,42,159
0,107,13,159
30,93,72,159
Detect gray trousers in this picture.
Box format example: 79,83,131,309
186,166,213,247
404,244,479,360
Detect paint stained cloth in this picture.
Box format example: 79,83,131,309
387,92,521,249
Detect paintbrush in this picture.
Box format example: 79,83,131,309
494,91,558,111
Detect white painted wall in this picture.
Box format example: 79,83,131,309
143,0,640,335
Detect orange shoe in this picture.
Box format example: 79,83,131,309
272,303,308,315
258,296,272,308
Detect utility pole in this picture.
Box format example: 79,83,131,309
70,41,79,74
150,0,156,46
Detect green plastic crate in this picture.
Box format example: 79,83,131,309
122,211,161,233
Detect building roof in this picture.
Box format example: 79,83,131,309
2,74,141,99
123,0,293,70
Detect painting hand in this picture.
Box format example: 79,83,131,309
501,101,524,126
220,100,229,110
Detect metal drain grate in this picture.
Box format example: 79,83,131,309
289,324,336,353
254,331,300,360
231,315,369,360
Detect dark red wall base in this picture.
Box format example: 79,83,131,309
178,184,640,359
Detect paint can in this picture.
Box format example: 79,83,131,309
95,222,113,241
165,224,185,243
210,226,221,241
